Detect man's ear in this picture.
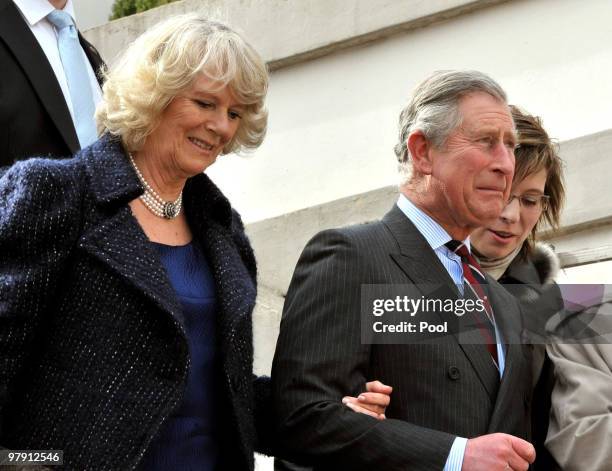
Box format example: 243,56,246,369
407,130,434,175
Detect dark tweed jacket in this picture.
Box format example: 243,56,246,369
0,134,271,470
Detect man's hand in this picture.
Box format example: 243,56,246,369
341,380,392,420
462,433,535,471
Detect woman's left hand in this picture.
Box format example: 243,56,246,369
341,380,392,420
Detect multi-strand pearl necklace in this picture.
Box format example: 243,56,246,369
128,153,182,219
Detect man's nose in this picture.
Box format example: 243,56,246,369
493,142,515,177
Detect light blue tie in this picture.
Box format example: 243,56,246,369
47,9,97,149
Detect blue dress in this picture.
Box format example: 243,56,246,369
139,241,220,470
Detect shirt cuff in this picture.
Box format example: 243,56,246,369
443,436,468,471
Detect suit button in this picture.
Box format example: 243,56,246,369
448,366,461,380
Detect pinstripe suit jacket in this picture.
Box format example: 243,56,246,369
272,205,532,470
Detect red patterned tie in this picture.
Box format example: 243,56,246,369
445,240,499,368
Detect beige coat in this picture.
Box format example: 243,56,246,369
546,299,612,470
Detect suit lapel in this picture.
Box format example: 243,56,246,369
183,175,257,450
78,135,184,326
459,287,501,401
487,284,525,431
78,205,185,327
0,1,79,154
183,176,257,367
382,205,500,401
383,206,458,292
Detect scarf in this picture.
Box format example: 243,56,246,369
472,245,522,281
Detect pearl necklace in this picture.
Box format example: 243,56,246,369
128,153,182,219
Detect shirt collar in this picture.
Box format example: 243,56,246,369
13,0,76,27
396,193,471,253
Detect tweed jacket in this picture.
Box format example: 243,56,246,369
0,134,270,470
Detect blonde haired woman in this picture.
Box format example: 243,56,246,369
0,14,387,470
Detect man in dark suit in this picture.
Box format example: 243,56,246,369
272,70,536,470
0,0,105,166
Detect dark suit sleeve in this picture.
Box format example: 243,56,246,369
0,160,81,439
272,229,455,470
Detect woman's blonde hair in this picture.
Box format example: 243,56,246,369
96,13,268,154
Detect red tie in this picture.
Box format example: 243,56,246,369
445,240,499,369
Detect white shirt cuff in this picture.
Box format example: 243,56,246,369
443,436,468,471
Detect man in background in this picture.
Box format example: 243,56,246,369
0,0,104,166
